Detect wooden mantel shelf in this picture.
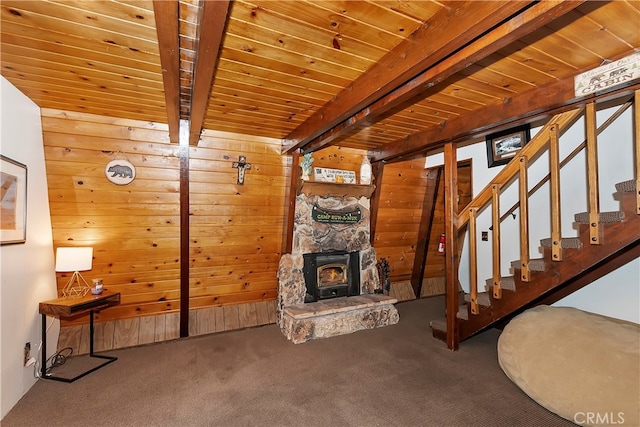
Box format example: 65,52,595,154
298,181,375,198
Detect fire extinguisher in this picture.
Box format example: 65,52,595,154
438,233,445,254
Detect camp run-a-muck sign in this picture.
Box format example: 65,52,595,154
574,52,640,97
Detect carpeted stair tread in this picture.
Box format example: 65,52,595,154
485,276,516,292
540,237,583,249
429,318,446,331
464,292,491,307
574,211,625,223
457,305,468,321
511,258,546,272
615,179,636,192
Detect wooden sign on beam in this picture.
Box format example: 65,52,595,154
575,52,640,97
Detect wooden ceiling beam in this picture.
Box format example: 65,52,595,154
281,0,534,154
153,0,181,143
301,0,586,154
188,0,231,146
370,66,640,164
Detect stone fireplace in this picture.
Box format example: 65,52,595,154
277,182,399,343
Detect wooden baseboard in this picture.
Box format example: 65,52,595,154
57,300,277,355
420,276,446,298
389,280,416,302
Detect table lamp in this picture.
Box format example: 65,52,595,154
55,247,93,298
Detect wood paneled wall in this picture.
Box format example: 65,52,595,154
420,163,473,279
309,146,368,172
187,129,288,309
42,109,288,331
373,158,430,281
43,109,181,324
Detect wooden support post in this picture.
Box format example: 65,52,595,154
518,156,531,282
491,185,502,299
469,207,479,314
282,150,301,255
179,120,190,338
444,143,459,350
369,160,385,245
549,123,563,262
586,102,601,244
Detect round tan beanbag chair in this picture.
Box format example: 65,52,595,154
498,305,640,427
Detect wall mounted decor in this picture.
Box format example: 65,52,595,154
105,158,136,185
486,124,531,168
313,167,356,183
0,155,27,245
232,155,252,185
312,204,362,224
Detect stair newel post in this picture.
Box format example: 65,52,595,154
491,185,502,299
518,156,531,282
586,102,601,245
469,207,479,314
549,123,563,262
444,142,460,350
635,89,640,215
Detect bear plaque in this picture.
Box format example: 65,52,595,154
105,159,136,185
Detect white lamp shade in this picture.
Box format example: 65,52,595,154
55,247,93,272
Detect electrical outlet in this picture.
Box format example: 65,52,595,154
23,342,31,366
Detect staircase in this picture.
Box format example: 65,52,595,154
429,94,640,350
430,180,640,343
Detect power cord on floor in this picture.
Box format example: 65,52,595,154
33,317,65,379
47,347,74,371
35,346,74,378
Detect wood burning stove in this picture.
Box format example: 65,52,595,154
303,251,360,303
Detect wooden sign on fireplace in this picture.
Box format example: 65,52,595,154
312,204,362,224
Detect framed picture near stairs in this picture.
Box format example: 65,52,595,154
486,124,531,168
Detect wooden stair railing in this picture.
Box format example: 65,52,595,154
433,91,640,350
498,100,633,224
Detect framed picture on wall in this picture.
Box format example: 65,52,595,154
486,124,531,168
1,155,27,245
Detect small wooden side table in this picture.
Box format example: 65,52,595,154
39,290,121,382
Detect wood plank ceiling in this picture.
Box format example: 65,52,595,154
1,1,639,160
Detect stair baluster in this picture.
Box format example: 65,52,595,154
469,207,479,314
491,185,502,298
518,156,531,282
549,123,563,261
586,102,601,245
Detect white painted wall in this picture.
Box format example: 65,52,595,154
0,76,58,419
426,103,639,323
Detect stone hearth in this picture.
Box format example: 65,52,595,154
281,294,398,344
277,183,399,343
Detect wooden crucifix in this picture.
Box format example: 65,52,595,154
232,155,252,185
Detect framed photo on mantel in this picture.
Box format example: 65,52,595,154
486,124,531,168
1,155,28,245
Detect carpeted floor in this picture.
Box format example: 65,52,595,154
2,296,576,427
